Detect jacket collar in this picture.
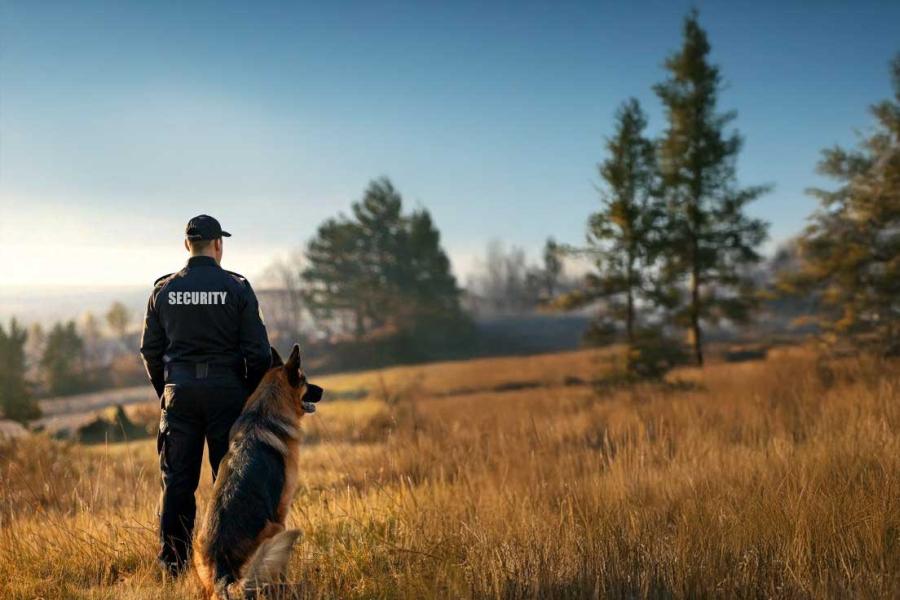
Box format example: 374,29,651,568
187,256,220,268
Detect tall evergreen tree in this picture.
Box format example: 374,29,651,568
351,178,412,331
405,209,462,319
302,178,464,343
654,10,769,365
0,319,40,422
785,55,900,355
556,99,660,347
303,217,368,338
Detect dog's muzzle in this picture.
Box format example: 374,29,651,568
301,384,324,413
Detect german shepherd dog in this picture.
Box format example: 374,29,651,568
194,344,323,599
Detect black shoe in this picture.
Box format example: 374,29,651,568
157,557,186,580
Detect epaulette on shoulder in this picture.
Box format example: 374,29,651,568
225,270,249,285
153,272,175,286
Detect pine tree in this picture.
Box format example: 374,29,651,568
40,321,87,396
541,237,563,298
405,209,462,319
556,99,660,347
351,178,410,331
302,218,367,338
105,301,130,341
80,311,103,367
0,319,40,422
786,55,900,355
302,178,464,343
654,10,769,365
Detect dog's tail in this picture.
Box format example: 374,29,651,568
217,529,302,599
243,529,302,588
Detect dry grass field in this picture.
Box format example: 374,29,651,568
1,347,898,599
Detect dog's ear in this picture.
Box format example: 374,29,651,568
284,344,302,387
285,344,301,370
270,346,284,368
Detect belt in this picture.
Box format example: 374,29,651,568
164,362,242,381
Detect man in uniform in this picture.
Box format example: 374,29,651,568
140,214,272,577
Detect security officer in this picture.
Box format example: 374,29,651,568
139,214,272,577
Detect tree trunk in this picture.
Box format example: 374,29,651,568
687,191,704,367
626,288,635,346
626,253,635,346
354,308,365,341
690,263,703,366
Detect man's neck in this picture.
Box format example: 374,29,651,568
188,254,220,266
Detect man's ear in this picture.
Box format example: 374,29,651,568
284,344,301,386
270,346,283,368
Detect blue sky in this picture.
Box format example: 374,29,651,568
1,0,898,287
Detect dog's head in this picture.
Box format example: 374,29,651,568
270,344,323,415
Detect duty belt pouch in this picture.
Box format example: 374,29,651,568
196,363,209,379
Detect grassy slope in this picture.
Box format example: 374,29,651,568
1,347,898,599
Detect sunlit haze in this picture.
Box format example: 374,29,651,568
2,1,899,290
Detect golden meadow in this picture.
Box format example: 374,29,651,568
1,347,898,599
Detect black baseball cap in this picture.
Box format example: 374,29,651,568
185,215,231,241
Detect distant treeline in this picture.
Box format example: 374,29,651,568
0,301,146,422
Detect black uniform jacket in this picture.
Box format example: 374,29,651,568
139,256,271,398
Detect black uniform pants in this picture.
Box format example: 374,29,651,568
157,374,246,569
